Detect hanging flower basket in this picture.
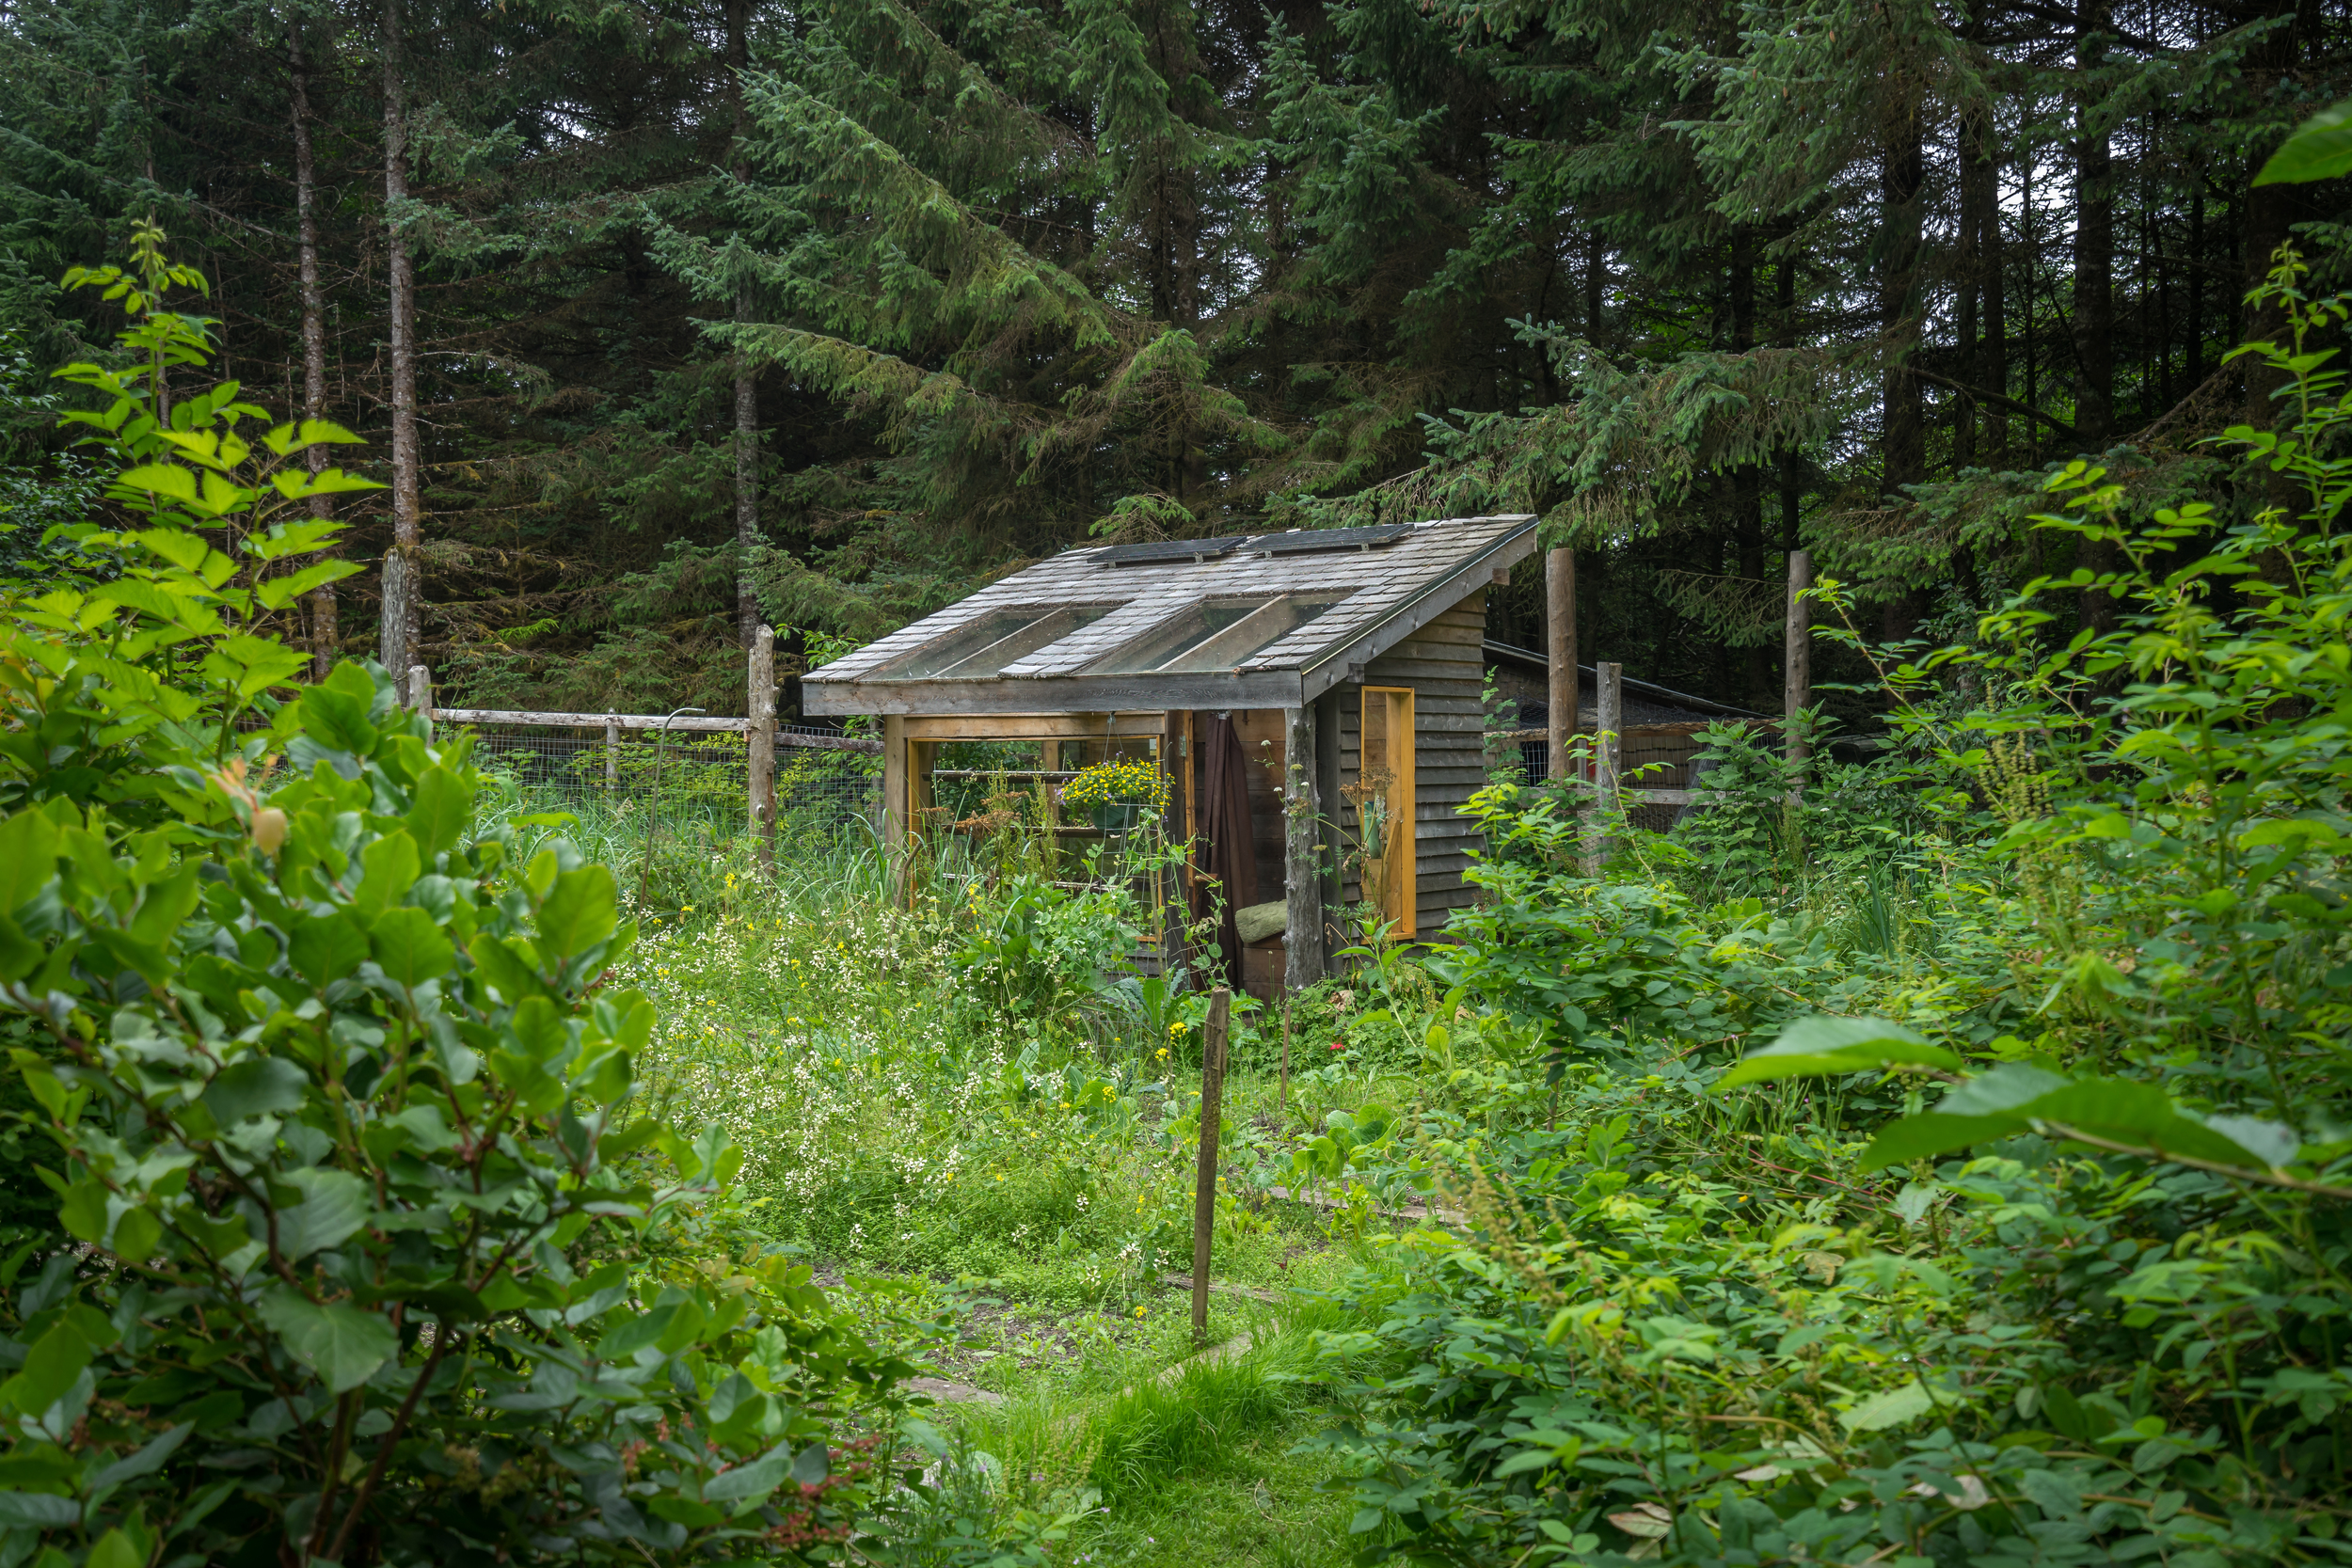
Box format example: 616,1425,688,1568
1060,760,1161,835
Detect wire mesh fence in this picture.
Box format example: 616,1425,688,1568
448,720,882,846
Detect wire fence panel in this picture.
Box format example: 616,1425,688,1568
448,720,881,846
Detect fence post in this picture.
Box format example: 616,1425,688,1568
1584,661,1622,877
1546,545,1577,781
605,713,619,791
749,626,776,879
407,664,433,720
1191,985,1231,1344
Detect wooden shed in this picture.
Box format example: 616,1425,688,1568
801,514,1542,997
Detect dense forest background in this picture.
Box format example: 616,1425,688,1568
2,0,2345,721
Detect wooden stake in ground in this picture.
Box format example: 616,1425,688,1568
1279,995,1290,1119
1192,985,1231,1343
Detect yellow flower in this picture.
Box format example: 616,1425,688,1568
1133,1305,1146,1319
681,905,693,912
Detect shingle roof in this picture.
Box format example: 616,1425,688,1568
803,515,1540,716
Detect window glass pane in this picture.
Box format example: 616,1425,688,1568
871,605,1111,679
1090,594,1344,675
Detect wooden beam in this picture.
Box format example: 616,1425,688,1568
804,669,1302,716
1546,546,1576,780
897,711,1165,741
1283,705,1326,991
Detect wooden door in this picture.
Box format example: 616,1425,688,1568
1359,686,1416,936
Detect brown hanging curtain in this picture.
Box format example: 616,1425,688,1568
1193,712,1258,986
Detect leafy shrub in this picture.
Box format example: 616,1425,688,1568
0,239,930,1567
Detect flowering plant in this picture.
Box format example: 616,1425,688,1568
1058,758,1163,809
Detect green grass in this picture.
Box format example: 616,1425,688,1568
530,810,1390,1564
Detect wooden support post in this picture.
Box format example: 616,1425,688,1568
749,626,776,878
1041,737,1061,878
883,714,909,898
1586,661,1623,877
1283,705,1325,992
1312,687,1342,971
1191,985,1230,1344
1784,549,1813,773
1546,546,1577,781
605,713,619,791
407,664,433,720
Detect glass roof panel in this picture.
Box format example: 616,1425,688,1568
870,604,1112,679
1089,593,1346,675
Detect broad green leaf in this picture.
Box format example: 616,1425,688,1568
704,1443,792,1503
0,809,60,914
298,674,377,756
271,1167,371,1259
469,933,548,1001
353,831,421,923
0,1319,96,1417
0,1491,80,1528
596,1304,678,1361
1840,1379,1939,1433
1716,1015,1962,1089
87,1528,146,1568
2255,99,2352,185
405,765,471,860
534,864,619,967
201,1056,309,1124
258,1287,396,1393
788,1442,830,1486
128,862,201,949
117,462,199,503
371,906,456,988
88,1421,192,1495
288,912,370,988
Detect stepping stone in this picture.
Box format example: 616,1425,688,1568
906,1375,1004,1406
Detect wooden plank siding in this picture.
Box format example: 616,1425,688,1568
1333,591,1490,940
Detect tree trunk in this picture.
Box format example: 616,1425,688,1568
1729,229,1768,704
290,16,337,681
1980,132,2009,467
1880,116,1926,641
2073,0,2115,452
2075,0,2118,639
2241,0,2308,432
379,0,421,675
1880,125,1925,498
728,0,760,652
1947,90,1985,469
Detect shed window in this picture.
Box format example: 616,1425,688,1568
866,604,1112,679
1089,593,1344,675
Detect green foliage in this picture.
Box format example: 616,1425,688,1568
1282,273,2352,1566
0,248,936,1566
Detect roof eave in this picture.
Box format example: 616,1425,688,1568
800,668,1308,717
